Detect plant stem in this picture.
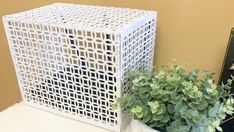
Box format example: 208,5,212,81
221,115,234,124
220,94,234,99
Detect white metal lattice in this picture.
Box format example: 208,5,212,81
3,3,157,132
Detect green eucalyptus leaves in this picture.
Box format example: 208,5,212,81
113,64,234,132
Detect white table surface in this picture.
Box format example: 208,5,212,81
0,102,131,132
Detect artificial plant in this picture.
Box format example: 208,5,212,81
113,64,234,132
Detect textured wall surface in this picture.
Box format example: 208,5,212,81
1,0,234,111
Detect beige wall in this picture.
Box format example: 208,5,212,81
1,0,234,111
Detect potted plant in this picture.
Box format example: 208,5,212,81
113,63,234,132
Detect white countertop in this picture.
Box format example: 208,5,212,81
0,102,132,132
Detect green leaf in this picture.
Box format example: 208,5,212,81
131,106,142,114
156,70,166,79
179,125,191,132
231,75,234,79
194,91,202,98
217,112,226,119
212,120,220,127
171,93,180,100
208,102,220,117
192,114,204,123
149,122,157,128
153,114,164,121
226,98,234,105
193,124,207,132
179,106,189,117
188,102,198,109
135,112,144,118
227,79,232,85
162,95,169,102
156,107,163,115
132,79,140,86
171,120,182,128
156,104,166,115
223,85,232,90
204,94,212,99
187,69,199,82
155,122,165,127
208,126,215,132
142,114,151,123
225,109,233,115
185,117,195,126
216,126,223,132
150,84,160,90
208,108,217,117
208,95,219,104
227,105,234,111
148,101,159,113
191,110,199,117
206,88,213,95
230,98,234,103
161,114,170,123
174,102,183,112
197,101,208,110
167,104,174,114
149,121,165,128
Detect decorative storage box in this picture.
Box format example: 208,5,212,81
3,3,157,132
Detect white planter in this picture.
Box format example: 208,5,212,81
3,3,157,132
131,119,160,132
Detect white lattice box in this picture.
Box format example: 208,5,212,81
3,3,157,132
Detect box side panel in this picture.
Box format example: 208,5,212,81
2,17,27,103
119,12,157,130
2,17,122,131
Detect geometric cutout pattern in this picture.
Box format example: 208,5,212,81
3,3,157,132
